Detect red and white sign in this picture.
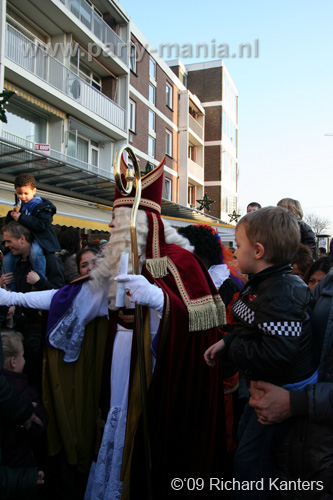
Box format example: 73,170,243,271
34,143,50,155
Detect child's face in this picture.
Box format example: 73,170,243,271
13,343,25,373
15,185,36,203
234,224,259,275
308,270,326,292
79,251,97,276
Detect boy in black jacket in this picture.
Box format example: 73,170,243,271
3,173,60,286
1,329,48,468
0,330,44,499
204,206,317,499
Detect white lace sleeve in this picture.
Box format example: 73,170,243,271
48,281,109,363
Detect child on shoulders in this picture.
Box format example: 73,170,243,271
2,173,60,289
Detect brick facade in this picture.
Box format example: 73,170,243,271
129,35,178,199
187,68,222,102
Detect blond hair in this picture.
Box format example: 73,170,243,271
277,198,303,220
237,206,300,264
1,329,23,367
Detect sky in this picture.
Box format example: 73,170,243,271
120,0,333,233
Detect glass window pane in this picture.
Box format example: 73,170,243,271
77,136,88,163
148,135,155,157
149,84,155,105
130,44,137,72
67,131,77,158
91,148,98,166
149,58,156,79
5,102,47,143
149,110,155,131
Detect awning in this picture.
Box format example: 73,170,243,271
0,182,112,231
54,200,111,230
0,138,235,235
4,81,67,119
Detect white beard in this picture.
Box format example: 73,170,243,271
91,206,194,310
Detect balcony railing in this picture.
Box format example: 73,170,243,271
5,24,126,131
59,0,128,66
189,114,204,141
1,130,114,180
1,130,35,149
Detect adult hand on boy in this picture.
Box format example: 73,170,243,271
204,339,225,367
249,381,292,425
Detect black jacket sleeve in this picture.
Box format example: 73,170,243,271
290,382,333,424
33,254,65,291
225,276,313,384
17,204,54,234
290,273,333,423
225,326,301,379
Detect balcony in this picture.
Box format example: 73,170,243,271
1,130,113,180
5,24,126,132
188,158,204,182
189,114,203,141
59,0,128,66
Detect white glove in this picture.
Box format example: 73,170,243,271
0,287,56,310
114,274,164,313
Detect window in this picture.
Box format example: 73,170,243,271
166,129,172,157
188,185,197,207
149,83,155,105
148,135,155,157
166,82,173,108
129,99,136,132
149,57,156,80
148,110,155,132
91,140,99,167
70,47,101,91
80,0,92,29
222,188,236,213
188,145,197,162
68,133,89,163
67,130,100,166
5,102,47,145
130,43,137,73
222,110,237,147
164,178,172,201
91,148,99,167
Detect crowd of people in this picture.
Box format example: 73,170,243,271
0,170,332,500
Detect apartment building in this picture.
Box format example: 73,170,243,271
0,0,130,233
0,0,236,239
1,0,129,170
126,25,205,210
174,60,239,221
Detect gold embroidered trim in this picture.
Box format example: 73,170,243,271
113,196,161,213
167,257,226,331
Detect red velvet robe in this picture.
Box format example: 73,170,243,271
127,245,228,499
